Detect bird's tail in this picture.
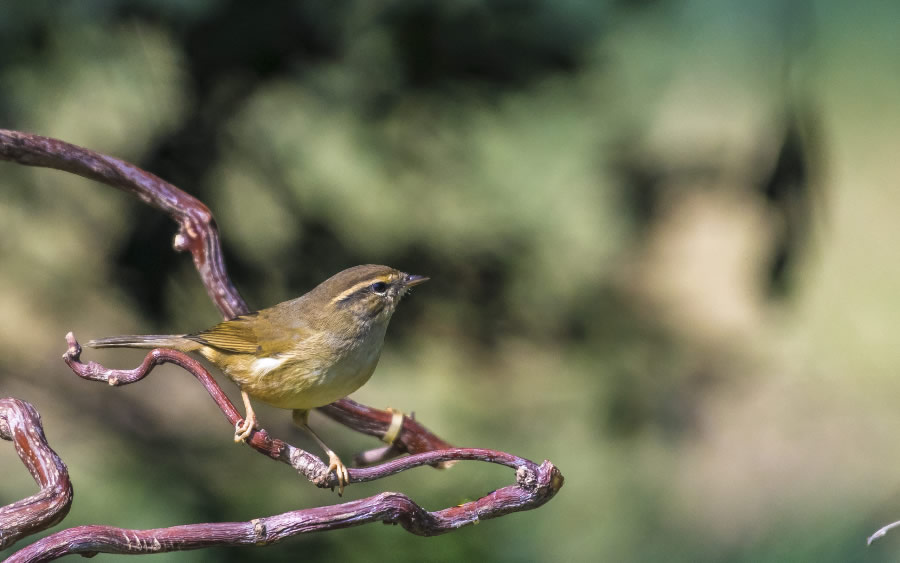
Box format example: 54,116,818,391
87,334,194,351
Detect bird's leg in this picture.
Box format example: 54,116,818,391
233,390,258,443
293,409,349,495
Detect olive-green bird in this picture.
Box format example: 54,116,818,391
89,264,428,494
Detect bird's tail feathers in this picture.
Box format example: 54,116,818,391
87,334,190,350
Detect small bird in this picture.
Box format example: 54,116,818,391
89,264,428,494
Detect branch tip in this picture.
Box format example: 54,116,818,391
64,332,81,361
868,519,900,546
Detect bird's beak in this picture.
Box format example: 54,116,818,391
404,274,429,288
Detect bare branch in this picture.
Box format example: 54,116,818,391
0,129,244,319
0,128,565,557
0,128,456,452
61,333,556,488
0,398,72,551
62,332,335,488
318,400,455,465
6,459,562,562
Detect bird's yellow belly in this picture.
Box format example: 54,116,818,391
232,344,382,410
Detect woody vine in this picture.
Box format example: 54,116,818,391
0,129,564,561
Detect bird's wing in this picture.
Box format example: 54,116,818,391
187,310,315,356
188,314,262,354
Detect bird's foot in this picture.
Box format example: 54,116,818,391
326,451,350,496
233,412,258,443
234,390,258,443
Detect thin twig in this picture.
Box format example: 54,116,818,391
868,519,900,546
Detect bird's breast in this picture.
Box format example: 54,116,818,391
235,324,387,410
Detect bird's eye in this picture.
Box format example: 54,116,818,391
370,281,388,294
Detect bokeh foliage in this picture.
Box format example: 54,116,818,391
2,1,900,561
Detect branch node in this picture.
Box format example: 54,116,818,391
287,442,334,489
516,465,536,489
250,518,267,545
172,232,188,252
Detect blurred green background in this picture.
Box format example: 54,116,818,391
2,1,900,561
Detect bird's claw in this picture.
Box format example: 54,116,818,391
233,414,257,443
327,452,350,496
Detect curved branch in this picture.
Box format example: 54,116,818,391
318,399,455,466
0,129,244,319
0,398,73,551
61,333,558,488
7,459,562,562
0,128,453,452
1,128,565,557
61,332,333,487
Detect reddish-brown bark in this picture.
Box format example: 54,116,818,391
0,129,564,561
0,398,72,551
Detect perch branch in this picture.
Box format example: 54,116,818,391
6,459,562,562
318,400,455,467
0,398,72,551
0,128,451,454
61,333,553,488
0,128,565,558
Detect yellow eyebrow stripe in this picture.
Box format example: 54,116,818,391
329,275,393,304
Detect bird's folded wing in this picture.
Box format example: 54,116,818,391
187,314,262,354
187,311,316,356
